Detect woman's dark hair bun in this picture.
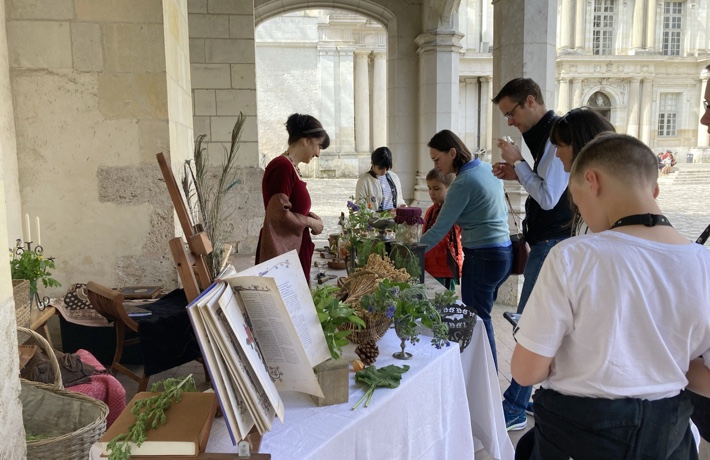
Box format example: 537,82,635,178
285,113,329,149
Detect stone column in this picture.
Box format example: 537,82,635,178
558,77,570,114
354,49,371,154
339,47,356,155
574,0,586,50
559,0,573,50
631,0,645,51
645,0,657,51
571,78,583,108
414,29,463,204
371,50,387,149
482,76,493,152
492,0,558,305
463,77,479,148
640,77,654,144
698,74,709,147
626,78,641,137
492,0,557,149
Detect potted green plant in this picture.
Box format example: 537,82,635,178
10,242,60,308
360,279,449,359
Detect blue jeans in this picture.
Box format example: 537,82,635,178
504,238,566,418
461,246,512,371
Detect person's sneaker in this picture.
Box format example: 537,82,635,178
505,413,527,431
525,402,534,416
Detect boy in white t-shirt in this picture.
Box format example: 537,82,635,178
511,133,710,459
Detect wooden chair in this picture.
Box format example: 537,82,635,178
87,281,208,393
86,281,150,391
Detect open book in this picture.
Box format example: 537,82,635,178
187,250,330,445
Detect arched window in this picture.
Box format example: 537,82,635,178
587,91,611,121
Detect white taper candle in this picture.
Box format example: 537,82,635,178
36,216,41,246
24,213,31,242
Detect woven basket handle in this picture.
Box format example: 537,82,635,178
17,326,63,390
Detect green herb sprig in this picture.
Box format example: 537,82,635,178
107,374,197,460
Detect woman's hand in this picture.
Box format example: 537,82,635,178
492,162,519,181
308,212,324,235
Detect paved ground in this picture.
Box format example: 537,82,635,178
61,163,710,458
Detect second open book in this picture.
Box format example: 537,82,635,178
187,250,331,445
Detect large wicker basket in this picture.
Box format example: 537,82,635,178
13,279,31,328
17,327,108,460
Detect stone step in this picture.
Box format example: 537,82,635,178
671,170,710,184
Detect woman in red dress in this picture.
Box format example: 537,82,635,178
256,114,329,283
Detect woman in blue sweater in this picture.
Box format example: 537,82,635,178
421,130,512,369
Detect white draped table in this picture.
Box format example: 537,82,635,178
206,329,475,459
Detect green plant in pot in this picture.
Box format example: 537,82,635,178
10,242,60,306
312,285,366,359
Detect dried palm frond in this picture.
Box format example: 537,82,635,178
181,113,247,278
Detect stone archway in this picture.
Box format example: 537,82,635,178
254,0,422,201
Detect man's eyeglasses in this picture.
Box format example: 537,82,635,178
704,100,709,112
504,101,523,120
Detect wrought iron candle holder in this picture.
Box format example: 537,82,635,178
13,239,52,311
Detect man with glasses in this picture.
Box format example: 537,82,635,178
491,78,573,431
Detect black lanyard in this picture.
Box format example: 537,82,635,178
609,213,672,230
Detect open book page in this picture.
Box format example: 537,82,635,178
188,297,251,443
203,286,283,425
226,276,325,397
220,250,330,369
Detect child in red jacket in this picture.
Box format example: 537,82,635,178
423,169,463,291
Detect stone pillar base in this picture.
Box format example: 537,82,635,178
497,275,523,307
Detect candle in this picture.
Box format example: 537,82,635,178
24,214,31,242
36,216,41,246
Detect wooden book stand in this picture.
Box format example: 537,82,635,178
156,152,213,302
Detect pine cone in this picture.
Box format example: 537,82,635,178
355,341,380,365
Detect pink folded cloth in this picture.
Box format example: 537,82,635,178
67,349,126,427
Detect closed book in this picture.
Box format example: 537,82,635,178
99,391,218,457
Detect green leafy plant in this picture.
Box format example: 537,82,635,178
107,374,197,460
312,285,366,359
360,279,450,349
10,243,60,298
182,113,247,278
388,243,422,281
351,364,410,410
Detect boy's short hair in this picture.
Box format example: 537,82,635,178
571,133,658,186
425,168,455,186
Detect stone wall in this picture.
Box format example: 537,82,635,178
188,0,264,254
5,0,193,291
0,3,24,457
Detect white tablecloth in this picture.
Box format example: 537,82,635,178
461,321,516,460
206,329,475,460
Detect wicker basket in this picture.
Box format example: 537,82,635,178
339,310,392,345
17,327,108,460
13,279,31,328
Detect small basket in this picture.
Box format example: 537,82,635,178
437,304,478,353
17,327,108,460
13,279,31,328
339,310,392,345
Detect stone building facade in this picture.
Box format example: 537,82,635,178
2,0,699,454
257,0,710,178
